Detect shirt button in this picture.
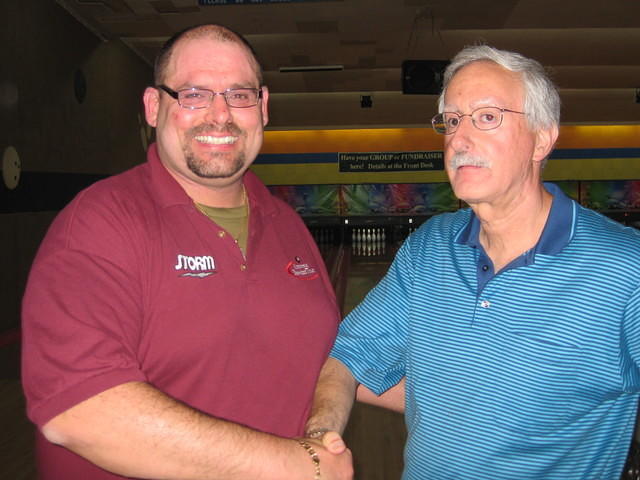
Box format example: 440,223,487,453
481,265,489,272
240,264,247,271
480,300,491,308
218,231,226,238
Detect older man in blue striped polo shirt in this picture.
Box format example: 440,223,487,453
306,45,640,480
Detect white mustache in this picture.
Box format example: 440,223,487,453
449,153,492,170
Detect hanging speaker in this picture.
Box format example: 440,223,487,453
402,60,449,94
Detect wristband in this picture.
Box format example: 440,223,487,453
305,428,330,439
297,439,321,480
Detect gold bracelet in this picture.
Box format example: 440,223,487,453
297,439,321,480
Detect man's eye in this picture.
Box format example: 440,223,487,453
478,113,496,123
184,91,205,99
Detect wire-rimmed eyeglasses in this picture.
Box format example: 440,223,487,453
157,85,263,109
431,107,525,135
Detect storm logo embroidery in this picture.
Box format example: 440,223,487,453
174,254,216,278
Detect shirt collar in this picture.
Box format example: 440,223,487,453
455,182,576,256
148,143,191,208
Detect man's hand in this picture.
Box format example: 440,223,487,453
299,436,353,480
320,431,348,455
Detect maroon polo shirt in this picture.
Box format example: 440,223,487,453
22,144,339,479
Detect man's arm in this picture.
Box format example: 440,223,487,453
305,357,358,437
357,378,405,413
42,381,353,480
305,359,405,438
306,360,405,456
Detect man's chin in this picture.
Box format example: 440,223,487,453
187,156,246,180
451,182,487,204
193,168,240,180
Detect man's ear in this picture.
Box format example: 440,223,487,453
143,87,160,128
533,124,559,163
259,86,269,127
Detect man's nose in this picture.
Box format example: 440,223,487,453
447,116,474,151
204,93,232,123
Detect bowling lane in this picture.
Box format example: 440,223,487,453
340,243,407,480
310,223,407,480
342,252,392,316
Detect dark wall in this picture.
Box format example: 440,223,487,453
0,1,153,335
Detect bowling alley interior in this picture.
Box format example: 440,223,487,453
2,1,640,479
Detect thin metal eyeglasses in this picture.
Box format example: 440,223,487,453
157,85,263,109
431,107,525,135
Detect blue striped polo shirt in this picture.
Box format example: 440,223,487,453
331,183,640,480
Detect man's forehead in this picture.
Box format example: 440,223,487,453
445,62,523,108
444,95,506,111
165,38,257,82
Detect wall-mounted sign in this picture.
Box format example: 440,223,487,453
199,0,321,4
339,151,444,173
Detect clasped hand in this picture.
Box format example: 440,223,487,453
299,431,353,480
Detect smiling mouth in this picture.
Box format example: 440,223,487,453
194,135,238,145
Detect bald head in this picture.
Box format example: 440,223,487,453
154,24,263,86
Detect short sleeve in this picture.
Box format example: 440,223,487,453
22,189,148,427
330,239,414,395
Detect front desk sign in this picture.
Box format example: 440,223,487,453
339,151,444,173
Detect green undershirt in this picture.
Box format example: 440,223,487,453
195,203,249,255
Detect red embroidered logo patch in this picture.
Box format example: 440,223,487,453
286,257,319,280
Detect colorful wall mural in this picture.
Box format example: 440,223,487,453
270,180,640,217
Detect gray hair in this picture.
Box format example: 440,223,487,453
438,45,560,132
